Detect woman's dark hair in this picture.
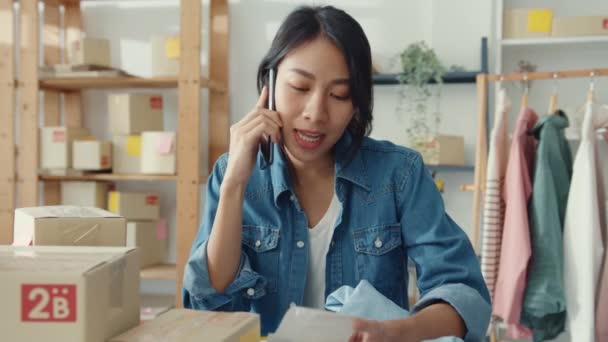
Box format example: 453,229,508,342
256,5,373,159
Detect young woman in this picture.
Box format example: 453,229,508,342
183,5,490,342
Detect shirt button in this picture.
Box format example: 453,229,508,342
374,237,383,249
296,241,305,248
255,240,261,248
246,288,255,296
290,195,296,202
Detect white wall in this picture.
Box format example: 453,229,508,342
71,0,492,294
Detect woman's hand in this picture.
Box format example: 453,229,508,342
349,318,419,342
223,86,283,188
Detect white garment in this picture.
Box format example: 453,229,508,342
563,101,608,342
480,88,511,298
302,193,342,309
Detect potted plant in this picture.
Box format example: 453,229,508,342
394,41,446,146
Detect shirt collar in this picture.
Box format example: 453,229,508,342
269,132,371,208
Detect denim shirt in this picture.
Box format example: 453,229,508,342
183,134,491,340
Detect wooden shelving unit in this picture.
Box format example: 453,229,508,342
39,76,226,91
501,35,608,46
3,0,230,308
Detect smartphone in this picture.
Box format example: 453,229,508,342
260,68,275,168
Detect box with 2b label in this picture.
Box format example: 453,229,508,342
0,246,139,342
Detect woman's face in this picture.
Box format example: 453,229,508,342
274,36,354,166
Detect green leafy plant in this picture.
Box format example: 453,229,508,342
393,41,447,143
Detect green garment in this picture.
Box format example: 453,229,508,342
521,111,573,341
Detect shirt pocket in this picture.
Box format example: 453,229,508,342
352,223,405,295
242,225,281,294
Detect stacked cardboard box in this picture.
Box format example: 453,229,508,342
108,191,167,269
12,206,127,247
109,309,260,342
109,93,175,174
0,246,140,342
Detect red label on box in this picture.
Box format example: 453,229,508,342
150,96,163,110
146,195,159,206
21,284,77,322
603,18,608,29
52,130,66,143
107,183,117,191
101,155,110,167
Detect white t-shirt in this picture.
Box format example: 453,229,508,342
302,193,342,309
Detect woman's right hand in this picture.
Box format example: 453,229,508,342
222,86,283,188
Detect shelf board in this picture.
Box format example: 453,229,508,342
38,76,225,91
39,173,178,181
140,263,177,280
425,164,475,172
39,173,209,182
501,35,608,46
373,71,479,85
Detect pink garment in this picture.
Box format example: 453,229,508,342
492,107,538,339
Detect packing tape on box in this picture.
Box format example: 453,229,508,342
62,223,100,245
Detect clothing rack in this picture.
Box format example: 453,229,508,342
464,67,608,342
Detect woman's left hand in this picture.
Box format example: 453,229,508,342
348,318,418,342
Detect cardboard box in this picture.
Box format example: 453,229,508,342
0,246,140,342
108,93,164,135
40,127,90,170
73,140,112,171
70,38,111,67
109,309,260,342
12,206,127,247
503,8,553,39
113,135,141,174
141,132,176,174
150,36,180,77
552,16,608,37
140,294,173,322
411,135,466,166
61,181,109,209
126,221,167,269
108,192,160,221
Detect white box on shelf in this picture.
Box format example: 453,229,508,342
0,246,139,342
61,181,109,209
150,36,180,77
70,37,111,68
40,127,91,170
73,140,112,171
126,221,167,269
12,206,126,247
112,135,141,174
108,191,160,221
108,93,164,135
141,132,176,174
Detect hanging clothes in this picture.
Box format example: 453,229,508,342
493,107,538,339
480,88,511,298
563,101,608,342
521,111,572,341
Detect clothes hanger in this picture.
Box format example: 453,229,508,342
521,73,529,109
548,73,558,114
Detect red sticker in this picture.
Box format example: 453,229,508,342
21,284,77,322
603,18,608,30
101,155,110,167
150,96,163,110
146,195,159,206
52,130,65,143
107,183,116,191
